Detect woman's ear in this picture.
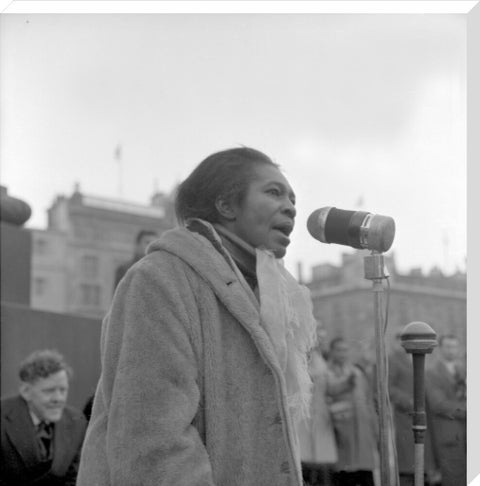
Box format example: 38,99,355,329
215,197,237,221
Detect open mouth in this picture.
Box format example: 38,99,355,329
272,222,294,238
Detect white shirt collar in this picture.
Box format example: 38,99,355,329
29,409,42,427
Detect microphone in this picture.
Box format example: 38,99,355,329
307,207,395,252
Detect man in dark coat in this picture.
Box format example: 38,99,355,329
1,349,87,486
425,334,466,486
113,229,158,291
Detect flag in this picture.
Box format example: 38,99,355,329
114,144,122,162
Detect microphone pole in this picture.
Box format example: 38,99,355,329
400,322,437,486
364,251,392,486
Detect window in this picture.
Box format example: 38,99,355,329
34,277,47,296
82,255,99,278
34,238,48,255
80,284,101,307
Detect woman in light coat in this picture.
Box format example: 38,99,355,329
325,337,379,486
77,147,317,486
298,330,338,485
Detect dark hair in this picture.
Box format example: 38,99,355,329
439,334,459,346
19,349,72,384
135,230,158,244
175,147,278,225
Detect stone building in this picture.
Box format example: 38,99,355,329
308,250,466,363
30,185,175,318
1,185,103,408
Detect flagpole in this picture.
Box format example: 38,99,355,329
115,144,123,199
443,230,449,273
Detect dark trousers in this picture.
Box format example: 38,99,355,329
302,462,335,486
331,470,375,486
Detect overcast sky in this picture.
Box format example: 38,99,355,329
0,12,467,279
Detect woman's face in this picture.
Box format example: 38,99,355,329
225,164,296,258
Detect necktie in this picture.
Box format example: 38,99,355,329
36,421,53,460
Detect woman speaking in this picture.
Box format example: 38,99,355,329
77,147,317,486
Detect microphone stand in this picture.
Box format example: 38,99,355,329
400,322,437,486
364,251,392,486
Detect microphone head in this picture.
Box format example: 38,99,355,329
367,213,395,253
307,207,332,243
401,321,438,354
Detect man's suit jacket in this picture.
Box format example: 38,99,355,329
1,395,87,486
425,359,466,486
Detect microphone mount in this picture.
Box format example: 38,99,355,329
364,250,394,485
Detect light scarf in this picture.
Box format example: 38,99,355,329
256,248,317,423
210,222,318,423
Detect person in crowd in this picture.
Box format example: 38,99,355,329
325,337,379,486
388,331,439,485
113,229,159,290
77,147,317,486
354,339,376,381
299,324,338,486
0,349,87,486
426,334,466,486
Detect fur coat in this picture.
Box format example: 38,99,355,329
77,224,305,486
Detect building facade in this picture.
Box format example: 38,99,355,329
31,185,175,318
308,250,466,363
29,186,466,353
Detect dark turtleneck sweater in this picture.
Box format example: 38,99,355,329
186,220,258,292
